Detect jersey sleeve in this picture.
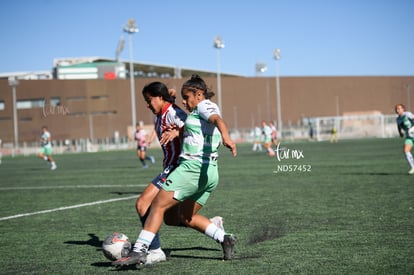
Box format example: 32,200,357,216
197,100,220,121
406,112,414,119
163,108,186,129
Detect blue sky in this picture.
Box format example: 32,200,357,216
0,0,413,77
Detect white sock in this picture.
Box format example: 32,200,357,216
133,230,155,253
205,223,225,243
405,152,414,168
51,162,56,166
43,156,48,161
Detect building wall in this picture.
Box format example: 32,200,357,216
0,76,412,143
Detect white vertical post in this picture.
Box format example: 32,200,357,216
214,36,224,115
8,76,19,154
274,49,282,138
124,18,139,130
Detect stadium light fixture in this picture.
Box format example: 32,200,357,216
255,63,267,75
214,36,224,115
273,48,282,138
8,76,19,153
123,18,139,131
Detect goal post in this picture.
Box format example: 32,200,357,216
313,113,397,141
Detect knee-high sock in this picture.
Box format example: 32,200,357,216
405,152,414,168
139,210,160,250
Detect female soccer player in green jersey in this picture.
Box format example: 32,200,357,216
38,126,57,170
395,103,414,174
113,75,237,267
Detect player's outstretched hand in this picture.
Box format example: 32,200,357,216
223,138,237,157
159,125,180,145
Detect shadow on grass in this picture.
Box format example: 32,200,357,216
64,233,102,247
164,246,221,260
90,246,260,270
110,191,141,195
90,247,223,271
90,261,113,268
28,167,46,171
66,234,117,269
343,172,395,176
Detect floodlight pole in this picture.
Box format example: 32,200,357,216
274,48,282,138
256,63,270,121
124,18,139,130
8,76,19,153
406,84,411,111
214,36,224,115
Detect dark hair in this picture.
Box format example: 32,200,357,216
142,81,175,103
181,74,215,99
395,103,405,110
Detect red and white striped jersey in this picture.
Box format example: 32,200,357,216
154,103,187,168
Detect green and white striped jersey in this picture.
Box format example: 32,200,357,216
41,131,52,148
397,111,414,138
181,100,222,163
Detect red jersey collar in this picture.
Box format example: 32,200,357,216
160,102,172,115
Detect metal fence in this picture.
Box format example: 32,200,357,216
0,114,400,158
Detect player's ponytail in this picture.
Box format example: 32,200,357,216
181,74,215,99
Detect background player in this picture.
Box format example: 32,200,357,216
38,126,57,170
262,120,275,156
395,103,414,174
134,122,155,168
252,125,263,151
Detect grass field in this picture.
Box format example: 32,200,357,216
0,138,413,274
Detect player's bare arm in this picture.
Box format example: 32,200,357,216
148,127,157,147
159,125,182,145
209,114,237,157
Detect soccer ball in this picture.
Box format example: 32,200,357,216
102,232,132,261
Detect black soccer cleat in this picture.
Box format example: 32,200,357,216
112,251,147,267
221,234,237,260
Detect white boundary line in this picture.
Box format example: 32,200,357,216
0,195,138,221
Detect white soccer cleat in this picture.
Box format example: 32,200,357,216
145,248,166,265
409,168,414,175
51,164,57,170
210,216,225,232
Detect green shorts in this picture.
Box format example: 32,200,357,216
404,137,414,146
41,147,52,156
162,159,218,206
